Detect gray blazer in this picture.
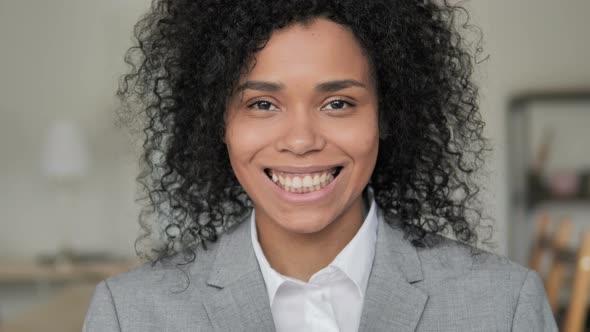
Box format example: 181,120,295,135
83,211,558,331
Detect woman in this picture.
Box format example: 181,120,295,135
84,0,557,331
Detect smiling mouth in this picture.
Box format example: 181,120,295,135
264,167,343,193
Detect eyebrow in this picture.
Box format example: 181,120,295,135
235,79,367,93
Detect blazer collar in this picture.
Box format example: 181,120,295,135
250,193,379,305
357,208,428,331
203,208,428,332
203,217,276,331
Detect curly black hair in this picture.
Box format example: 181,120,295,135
118,0,491,263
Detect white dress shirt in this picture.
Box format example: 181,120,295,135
250,189,379,332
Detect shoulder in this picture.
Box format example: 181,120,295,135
84,251,218,331
410,234,556,330
416,234,530,288
379,217,530,284
418,234,523,272
105,237,223,299
105,217,250,294
104,220,250,298
84,220,251,330
100,230,226,306
415,234,552,316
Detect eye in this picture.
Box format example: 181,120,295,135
247,99,279,111
323,99,354,111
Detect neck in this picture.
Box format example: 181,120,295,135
255,194,366,282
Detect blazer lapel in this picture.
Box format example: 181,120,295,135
202,209,428,332
202,218,276,332
358,211,429,332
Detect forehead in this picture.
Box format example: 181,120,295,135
243,18,372,83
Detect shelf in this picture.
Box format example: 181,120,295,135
0,260,142,283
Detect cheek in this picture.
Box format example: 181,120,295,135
225,117,273,166
327,115,379,162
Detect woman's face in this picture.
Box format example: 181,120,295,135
225,17,379,234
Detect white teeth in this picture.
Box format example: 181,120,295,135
292,177,302,189
303,175,313,187
267,167,340,193
312,174,320,186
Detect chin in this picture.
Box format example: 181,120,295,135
277,212,334,234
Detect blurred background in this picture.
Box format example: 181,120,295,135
0,0,589,331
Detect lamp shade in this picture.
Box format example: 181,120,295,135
41,120,90,178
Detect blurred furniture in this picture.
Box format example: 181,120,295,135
1,283,96,332
527,213,590,330
562,231,590,332
0,260,139,283
544,218,573,313
528,212,551,272
0,260,140,331
536,223,590,331
507,91,590,265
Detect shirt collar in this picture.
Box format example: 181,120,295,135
250,187,379,305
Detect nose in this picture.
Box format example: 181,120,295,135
274,110,326,155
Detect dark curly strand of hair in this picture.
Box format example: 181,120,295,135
118,0,491,264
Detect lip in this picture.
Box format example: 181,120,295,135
262,166,342,204
264,164,343,174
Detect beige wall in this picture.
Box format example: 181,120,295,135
0,0,148,258
469,0,590,257
1,0,589,259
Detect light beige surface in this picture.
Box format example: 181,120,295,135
1,283,96,332
0,261,140,283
